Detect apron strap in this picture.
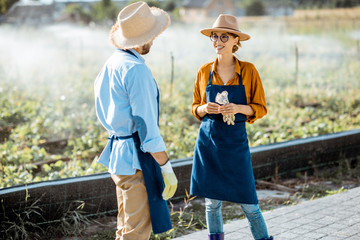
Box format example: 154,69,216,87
208,59,243,86
237,59,243,85
107,134,135,153
209,64,214,85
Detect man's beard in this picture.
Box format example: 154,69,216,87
139,43,151,55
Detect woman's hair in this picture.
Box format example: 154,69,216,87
228,32,242,53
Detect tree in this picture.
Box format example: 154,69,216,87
129,0,160,8
0,0,19,15
162,0,176,11
64,4,92,24
92,0,119,22
335,0,356,8
245,0,266,16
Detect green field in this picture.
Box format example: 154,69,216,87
1,11,359,188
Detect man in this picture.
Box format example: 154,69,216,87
94,2,177,239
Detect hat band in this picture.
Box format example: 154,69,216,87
213,26,241,33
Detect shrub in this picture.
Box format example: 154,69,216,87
245,0,266,16
0,0,19,15
92,0,119,23
64,4,92,24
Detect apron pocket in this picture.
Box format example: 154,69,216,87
210,121,248,147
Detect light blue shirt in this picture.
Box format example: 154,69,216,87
94,49,166,175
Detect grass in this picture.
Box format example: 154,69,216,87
292,7,360,20
87,230,115,240
56,201,91,237
0,197,91,240
0,199,44,240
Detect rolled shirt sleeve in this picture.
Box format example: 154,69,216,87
191,70,204,121
244,63,267,124
125,64,166,153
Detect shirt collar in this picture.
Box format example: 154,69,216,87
129,49,143,61
234,57,241,76
212,58,219,73
116,48,145,63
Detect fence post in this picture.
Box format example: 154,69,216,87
170,52,174,97
295,44,299,85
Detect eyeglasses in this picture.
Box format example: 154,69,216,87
210,33,229,43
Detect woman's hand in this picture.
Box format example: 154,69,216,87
197,102,220,117
219,103,238,115
219,103,255,116
205,102,220,114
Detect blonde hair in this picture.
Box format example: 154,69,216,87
228,33,242,53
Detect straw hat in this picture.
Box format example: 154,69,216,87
111,1,170,49
200,14,250,41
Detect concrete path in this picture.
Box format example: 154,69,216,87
173,187,360,240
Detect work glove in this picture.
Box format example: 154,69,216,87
160,161,178,200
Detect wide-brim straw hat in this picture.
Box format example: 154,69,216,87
200,14,250,41
111,1,170,49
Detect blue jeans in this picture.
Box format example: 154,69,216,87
205,198,269,240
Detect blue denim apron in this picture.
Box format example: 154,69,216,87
107,49,172,234
190,61,258,204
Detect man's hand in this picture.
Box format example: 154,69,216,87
160,161,178,200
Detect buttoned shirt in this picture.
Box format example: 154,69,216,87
94,49,166,175
192,57,267,123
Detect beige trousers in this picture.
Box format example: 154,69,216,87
111,171,152,240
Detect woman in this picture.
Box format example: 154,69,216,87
190,14,273,240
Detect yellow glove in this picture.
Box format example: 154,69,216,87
160,161,178,200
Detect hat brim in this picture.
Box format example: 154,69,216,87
200,28,250,41
111,7,170,49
